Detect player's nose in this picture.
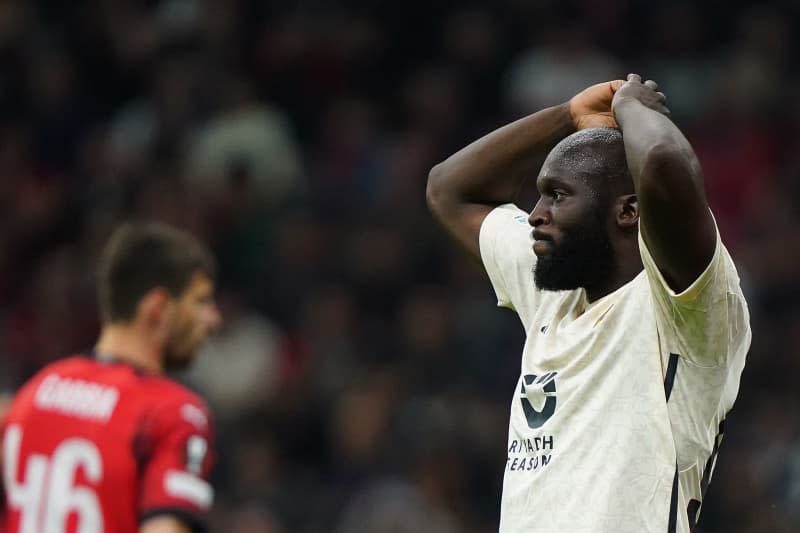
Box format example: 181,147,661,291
204,304,223,333
528,200,549,227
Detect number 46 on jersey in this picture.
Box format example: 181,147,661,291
4,425,103,533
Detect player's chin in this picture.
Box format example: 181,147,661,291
164,346,200,371
532,240,554,257
164,355,195,372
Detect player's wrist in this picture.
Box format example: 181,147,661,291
611,95,643,118
560,101,580,132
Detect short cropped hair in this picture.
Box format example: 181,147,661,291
549,127,634,201
97,223,216,323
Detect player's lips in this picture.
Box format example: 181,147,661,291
531,230,554,256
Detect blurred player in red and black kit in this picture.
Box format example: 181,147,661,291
1,223,222,533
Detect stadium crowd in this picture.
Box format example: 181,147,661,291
0,0,798,531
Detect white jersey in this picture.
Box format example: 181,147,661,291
479,204,750,533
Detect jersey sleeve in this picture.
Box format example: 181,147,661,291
478,203,540,323
638,215,751,367
137,396,215,531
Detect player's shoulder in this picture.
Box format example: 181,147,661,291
138,375,211,433
33,355,156,387
3,356,102,425
8,355,95,400
480,203,530,243
34,354,97,378
141,374,206,407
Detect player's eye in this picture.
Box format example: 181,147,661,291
552,190,566,202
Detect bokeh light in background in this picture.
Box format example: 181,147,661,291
1,1,798,532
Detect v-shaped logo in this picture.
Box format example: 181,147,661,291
520,372,558,429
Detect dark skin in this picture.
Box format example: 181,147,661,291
529,153,641,301
427,74,713,301
612,74,715,291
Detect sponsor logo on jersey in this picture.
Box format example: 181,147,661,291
180,404,208,430
185,435,208,475
506,435,554,473
34,374,119,422
164,470,213,509
520,372,557,429
506,372,558,474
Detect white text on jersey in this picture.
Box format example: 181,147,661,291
35,374,119,422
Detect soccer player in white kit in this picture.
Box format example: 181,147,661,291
426,74,751,532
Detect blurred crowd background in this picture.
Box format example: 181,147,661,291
0,0,798,531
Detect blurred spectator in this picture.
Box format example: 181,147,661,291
186,75,304,206
504,21,621,113
185,292,285,419
335,479,458,533
640,2,711,121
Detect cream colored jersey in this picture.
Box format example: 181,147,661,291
479,204,750,533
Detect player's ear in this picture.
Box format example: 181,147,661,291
615,194,638,229
138,287,173,327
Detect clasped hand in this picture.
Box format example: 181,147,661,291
570,73,670,130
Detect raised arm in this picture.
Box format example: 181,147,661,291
426,80,624,261
612,74,716,292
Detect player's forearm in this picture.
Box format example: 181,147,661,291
613,98,706,202
426,103,574,215
614,94,715,291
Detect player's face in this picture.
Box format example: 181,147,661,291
528,168,615,292
163,273,221,371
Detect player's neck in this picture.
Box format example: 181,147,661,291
95,324,164,374
585,252,644,303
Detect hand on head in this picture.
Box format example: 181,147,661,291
570,75,670,131
611,73,671,117
569,79,625,130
